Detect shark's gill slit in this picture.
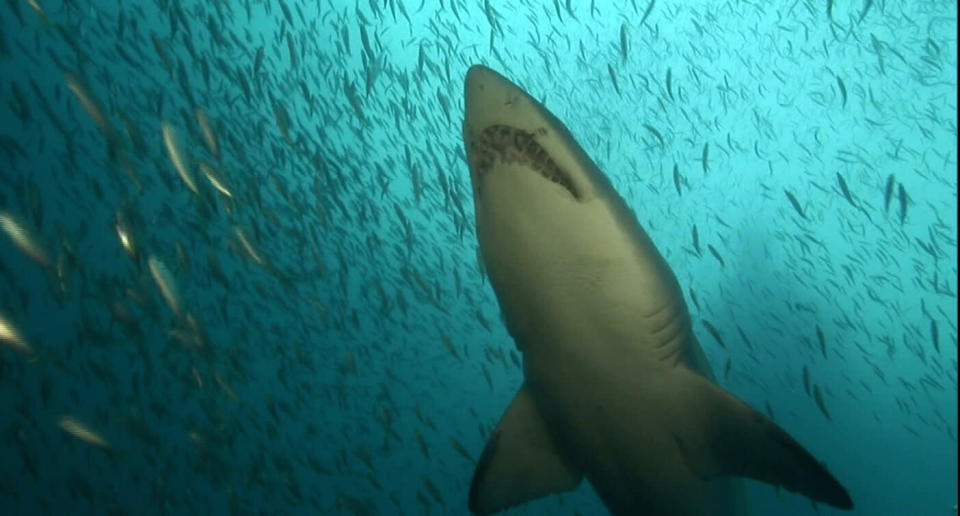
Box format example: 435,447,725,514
647,300,683,337
472,124,581,200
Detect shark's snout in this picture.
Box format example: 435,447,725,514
463,66,581,203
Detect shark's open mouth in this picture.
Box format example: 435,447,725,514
468,124,580,200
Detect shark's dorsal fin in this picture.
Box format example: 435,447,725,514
469,384,582,515
674,368,854,510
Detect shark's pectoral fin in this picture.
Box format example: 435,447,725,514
469,384,582,515
676,369,854,510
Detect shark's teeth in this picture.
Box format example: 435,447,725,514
469,124,580,200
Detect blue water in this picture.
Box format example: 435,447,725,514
0,1,956,515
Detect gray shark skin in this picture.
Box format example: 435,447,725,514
462,65,853,516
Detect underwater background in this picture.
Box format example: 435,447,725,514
0,0,956,515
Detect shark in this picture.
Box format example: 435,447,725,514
461,64,853,516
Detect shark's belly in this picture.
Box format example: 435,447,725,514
524,345,750,516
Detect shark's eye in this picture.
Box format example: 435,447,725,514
475,124,580,200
